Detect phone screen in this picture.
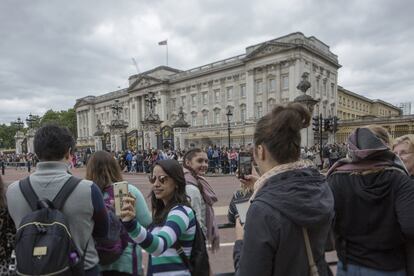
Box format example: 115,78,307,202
235,200,250,225
238,152,253,179
113,181,129,216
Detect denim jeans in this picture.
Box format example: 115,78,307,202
337,261,406,276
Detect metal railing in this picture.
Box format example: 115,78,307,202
2,162,29,167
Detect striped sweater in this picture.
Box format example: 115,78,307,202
124,205,195,276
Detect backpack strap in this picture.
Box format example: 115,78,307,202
52,176,82,210
19,177,39,211
302,227,320,276
173,241,191,269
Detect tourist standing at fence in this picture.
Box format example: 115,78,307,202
183,148,220,252
328,126,414,276
233,103,334,276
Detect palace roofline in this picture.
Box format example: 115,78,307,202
338,86,401,113
76,32,342,107
128,65,183,80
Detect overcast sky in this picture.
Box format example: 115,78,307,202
1,0,413,124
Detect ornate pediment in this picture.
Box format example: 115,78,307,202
128,75,164,91
246,42,294,59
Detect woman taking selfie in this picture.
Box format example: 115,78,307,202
86,150,151,276
183,148,220,251
120,159,200,276
233,103,334,276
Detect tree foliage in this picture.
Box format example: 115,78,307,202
40,109,77,137
0,124,19,149
0,108,77,150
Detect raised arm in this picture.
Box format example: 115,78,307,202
124,205,194,256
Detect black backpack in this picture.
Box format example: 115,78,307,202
174,212,210,276
16,176,86,276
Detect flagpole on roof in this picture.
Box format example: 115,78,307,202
158,39,168,66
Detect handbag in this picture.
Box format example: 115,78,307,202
303,228,320,276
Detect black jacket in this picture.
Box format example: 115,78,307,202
328,169,414,271
233,168,334,276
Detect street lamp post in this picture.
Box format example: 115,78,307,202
12,117,24,130
293,72,319,147
226,108,233,149
26,113,38,129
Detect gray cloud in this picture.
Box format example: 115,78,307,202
1,0,413,124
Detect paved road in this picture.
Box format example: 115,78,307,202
2,167,337,274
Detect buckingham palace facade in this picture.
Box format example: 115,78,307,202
75,32,340,151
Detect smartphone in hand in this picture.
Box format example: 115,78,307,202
113,181,129,216
235,199,250,225
238,152,253,180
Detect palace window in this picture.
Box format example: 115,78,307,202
191,113,197,126
202,92,208,105
240,105,246,122
191,94,197,106
203,112,209,126
256,103,263,118
227,87,233,101
181,96,186,106
255,80,263,94
282,75,289,90
240,84,246,98
214,89,220,103
269,78,276,92
214,109,220,124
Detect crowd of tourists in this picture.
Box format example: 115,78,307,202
76,146,243,175
73,142,348,177
1,102,414,276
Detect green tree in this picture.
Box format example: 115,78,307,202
40,109,61,125
0,123,19,149
60,108,77,138
39,109,78,139
0,108,78,150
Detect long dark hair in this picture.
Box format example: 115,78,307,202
85,151,123,191
150,159,190,225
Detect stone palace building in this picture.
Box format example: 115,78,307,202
75,32,407,152
75,32,343,151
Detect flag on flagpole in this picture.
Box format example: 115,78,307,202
158,40,167,45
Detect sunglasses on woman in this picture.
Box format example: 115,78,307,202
148,175,169,184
